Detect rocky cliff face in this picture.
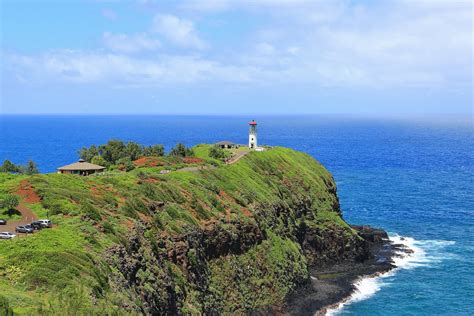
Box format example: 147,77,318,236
102,150,380,314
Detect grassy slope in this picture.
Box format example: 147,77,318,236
0,147,356,314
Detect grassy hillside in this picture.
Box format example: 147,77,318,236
0,146,362,314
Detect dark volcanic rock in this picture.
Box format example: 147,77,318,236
283,226,398,316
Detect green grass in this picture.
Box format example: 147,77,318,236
0,145,359,314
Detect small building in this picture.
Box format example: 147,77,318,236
216,141,238,149
57,159,106,176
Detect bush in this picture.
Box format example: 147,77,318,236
116,157,135,172
209,146,229,161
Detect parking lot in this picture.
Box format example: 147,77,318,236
1,204,37,234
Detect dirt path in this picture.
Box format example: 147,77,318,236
1,204,38,233
1,180,40,233
176,165,216,172
226,150,249,165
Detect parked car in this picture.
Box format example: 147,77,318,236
37,219,53,228
0,232,16,239
0,219,6,225
16,225,34,234
30,221,43,230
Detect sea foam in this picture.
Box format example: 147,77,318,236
324,234,455,315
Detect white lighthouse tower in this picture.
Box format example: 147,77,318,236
248,120,257,149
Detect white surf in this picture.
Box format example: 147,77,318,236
324,234,454,315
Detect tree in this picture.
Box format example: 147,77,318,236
143,144,164,157
24,160,39,175
78,145,98,162
126,142,144,161
0,194,19,211
0,160,20,173
169,143,194,157
91,155,109,168
77,140,165,168
98,140,127,163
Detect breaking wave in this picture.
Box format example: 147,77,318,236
325,234,455,315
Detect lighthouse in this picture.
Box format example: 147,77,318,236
248,120,257,149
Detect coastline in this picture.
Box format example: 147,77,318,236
284,228,415,316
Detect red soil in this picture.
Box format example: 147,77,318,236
183,157,204,164
16,180,41,204
133,157,165,167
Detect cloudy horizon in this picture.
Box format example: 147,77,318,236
1,0,472,115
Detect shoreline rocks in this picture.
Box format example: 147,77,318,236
282,226,401,315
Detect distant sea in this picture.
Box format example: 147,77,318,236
1,115,473,315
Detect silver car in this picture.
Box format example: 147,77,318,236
37,219,52,228
0,232,16,239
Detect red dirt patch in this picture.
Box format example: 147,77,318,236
183,157,204,164
241,208,253,217
16,180,41,204
139,178,159,184
122,219,135,229
133,157,165,167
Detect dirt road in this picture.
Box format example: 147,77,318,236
1,204,38,233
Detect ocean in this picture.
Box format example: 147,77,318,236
0,115,473,315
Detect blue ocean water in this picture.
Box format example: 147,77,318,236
0,115,473,315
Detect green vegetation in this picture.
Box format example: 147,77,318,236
0,145,363,315
208,145,231,161
169,143,194,157
0,160,39,175
0,194,20,219
79,140,165,167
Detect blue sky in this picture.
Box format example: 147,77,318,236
1,0,472,115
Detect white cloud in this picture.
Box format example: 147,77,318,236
151,14,206,50
4,1,472,90
5,50,258,85
102,32,161,53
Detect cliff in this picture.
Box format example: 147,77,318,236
0,146,389,315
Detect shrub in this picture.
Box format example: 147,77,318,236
116,157,135,172
209,146,229,161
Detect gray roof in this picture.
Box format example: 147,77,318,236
216,141,235,145
58,160,105,171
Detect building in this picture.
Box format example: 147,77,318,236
249,120,258,149
57,159,106,176
216,141,238,149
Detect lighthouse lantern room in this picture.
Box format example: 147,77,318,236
249,120,257,149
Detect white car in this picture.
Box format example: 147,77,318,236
0,232,16,239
